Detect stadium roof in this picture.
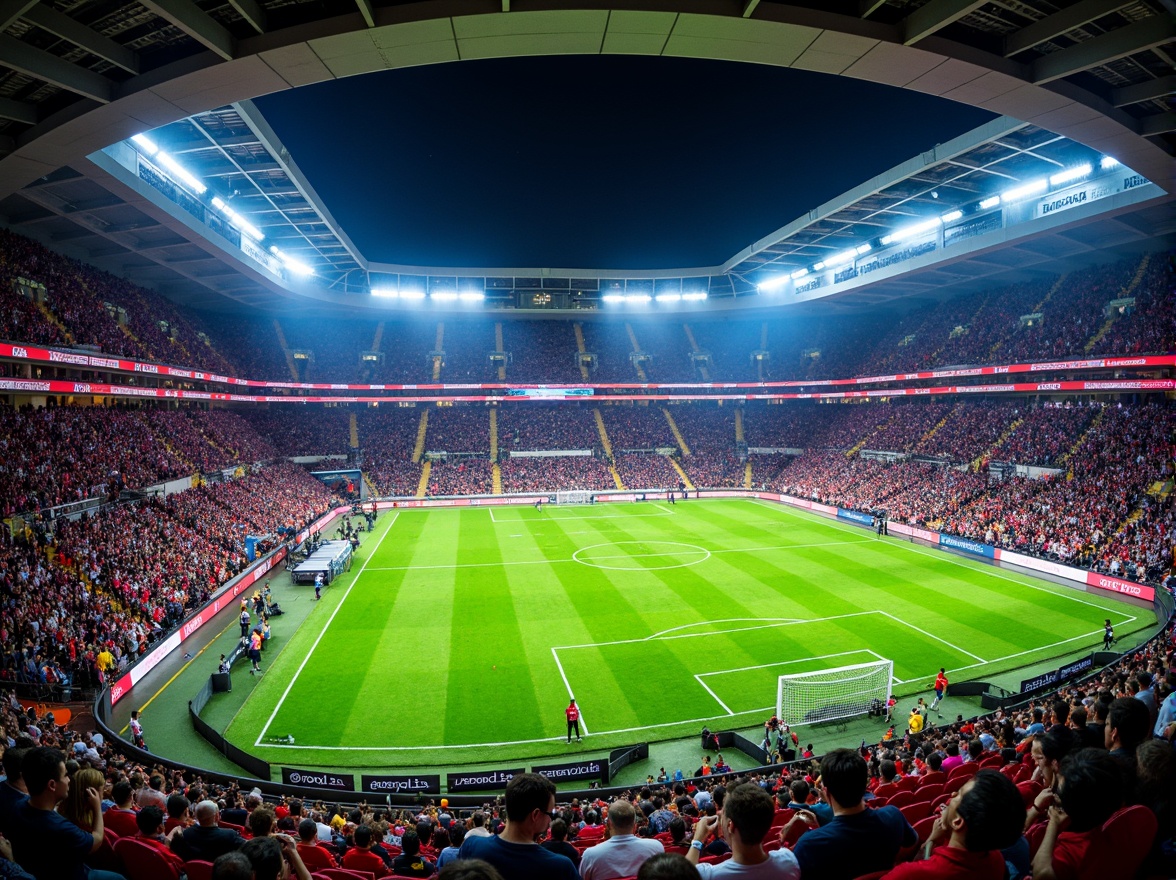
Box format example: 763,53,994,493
0,1,1171,315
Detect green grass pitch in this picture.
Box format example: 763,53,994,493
225,499,1150,768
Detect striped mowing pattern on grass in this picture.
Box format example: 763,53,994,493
225,499,1148,767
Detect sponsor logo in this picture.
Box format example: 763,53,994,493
182,615,204,638
362,776,438,792
74,384,92,393
49,350,89,365
12,346,26,358
0,380,50,392
1037,383,1062,391
993,366,1009,373
1123,174,1146,190
449,770,517,788
534,761,602,780
1107,358,1147,367
170,370,192,379
1096,576,1141,596
1040,190,1087,214
285,771,352,789
93,357,119,369
111,684,124,701
134,363,159,373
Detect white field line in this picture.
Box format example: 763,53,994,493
254,512,400,746
489,506,675,523
550,647,589,735
876,610,987,663
696,649,886,678
647,618,802,639
752,498,1139,623
363,539,875,573
694,675,735,715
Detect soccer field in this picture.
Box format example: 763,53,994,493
226,499,1149,767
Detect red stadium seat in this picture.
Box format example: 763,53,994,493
895,776,920,793
943,774,973,796
980,752,1004,768
1016,780,1044,807
918,771,946,787
912,816,938,847
184,861,214,880
885,790,915,809
900,800,932,824
929,793,953,813
946,763,979,782
113,838,182,880
86,828,123,875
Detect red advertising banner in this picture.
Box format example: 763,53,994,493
1,341,1170,394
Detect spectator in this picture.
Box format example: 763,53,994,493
172,800,246,862
788,748,917,880
579,799,664,880
686,782,799,878
1031,748,1125,880
880,770,1025,878
344,824,392,878
458,773,577,880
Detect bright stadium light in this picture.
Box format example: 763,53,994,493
856,243,871,255
458,292,484,302
431,291,458,301
131,134,159,156
940,210,963,223
812,261,826,271
1049,163,1092,187
881,216,942,246
656,293,682,303
155,151,206,194
681,292,707,301
602,293,624,303
790,268,808,280
1100,156,1120,170
399,288,425,300
757,276,789,293
269,246,313,276
1000,178,1047,204
370,288,399,298
825,248,858,269
624,294,652,304
979,196,1000,210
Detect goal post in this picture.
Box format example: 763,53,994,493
776,659,894,726
555,490,593,505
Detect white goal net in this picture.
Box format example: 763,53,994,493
555,490,592,505
777,659,893,726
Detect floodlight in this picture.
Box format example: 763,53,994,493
458,292,484,302
978,196,1000,210
370,288,399,298
399,289,425,300
282,258,314,276
940,210,963,223
1049,163,1092,187
1000,178,1047,204
155,151,207,194
856,244,872,255
1100,156,1120,170
625,294,652,304
881,216,942,246
431,291,458,301
602,294,624,303
656,293,682,303
826,248,858,269
812,261,826,271
211,196,226,210
681,292,707,301
131,134,159,156
790,268,808,280
757,276,789,293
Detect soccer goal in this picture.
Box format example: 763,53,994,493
777,658,894,726
555,490,593,505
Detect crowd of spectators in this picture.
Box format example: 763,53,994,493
613,454,684,493
499,457,614,493
497,406,599,452
426,460,494,497
240,408,353,457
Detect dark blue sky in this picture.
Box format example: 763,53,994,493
256,56,995,270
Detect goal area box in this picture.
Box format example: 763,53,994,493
777,659,893,726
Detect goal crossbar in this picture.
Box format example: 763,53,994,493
776,658,893,727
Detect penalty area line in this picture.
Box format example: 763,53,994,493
551,647,589,736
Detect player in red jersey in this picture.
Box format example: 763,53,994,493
930,669,948,717
566,699,582,743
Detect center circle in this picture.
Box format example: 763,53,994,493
572,541,711,571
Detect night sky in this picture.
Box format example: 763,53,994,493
256,55,996,270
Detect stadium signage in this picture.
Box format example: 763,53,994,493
360,774,441,794
532,759,606,783
939,534,996,559
837,509,874,526
1087,573,1154,602
1020,654,1095,694
447,768,524,792
282,768,354,791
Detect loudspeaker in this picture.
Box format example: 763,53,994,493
211,673,232,693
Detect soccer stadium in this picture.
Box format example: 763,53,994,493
0,1,1174,878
